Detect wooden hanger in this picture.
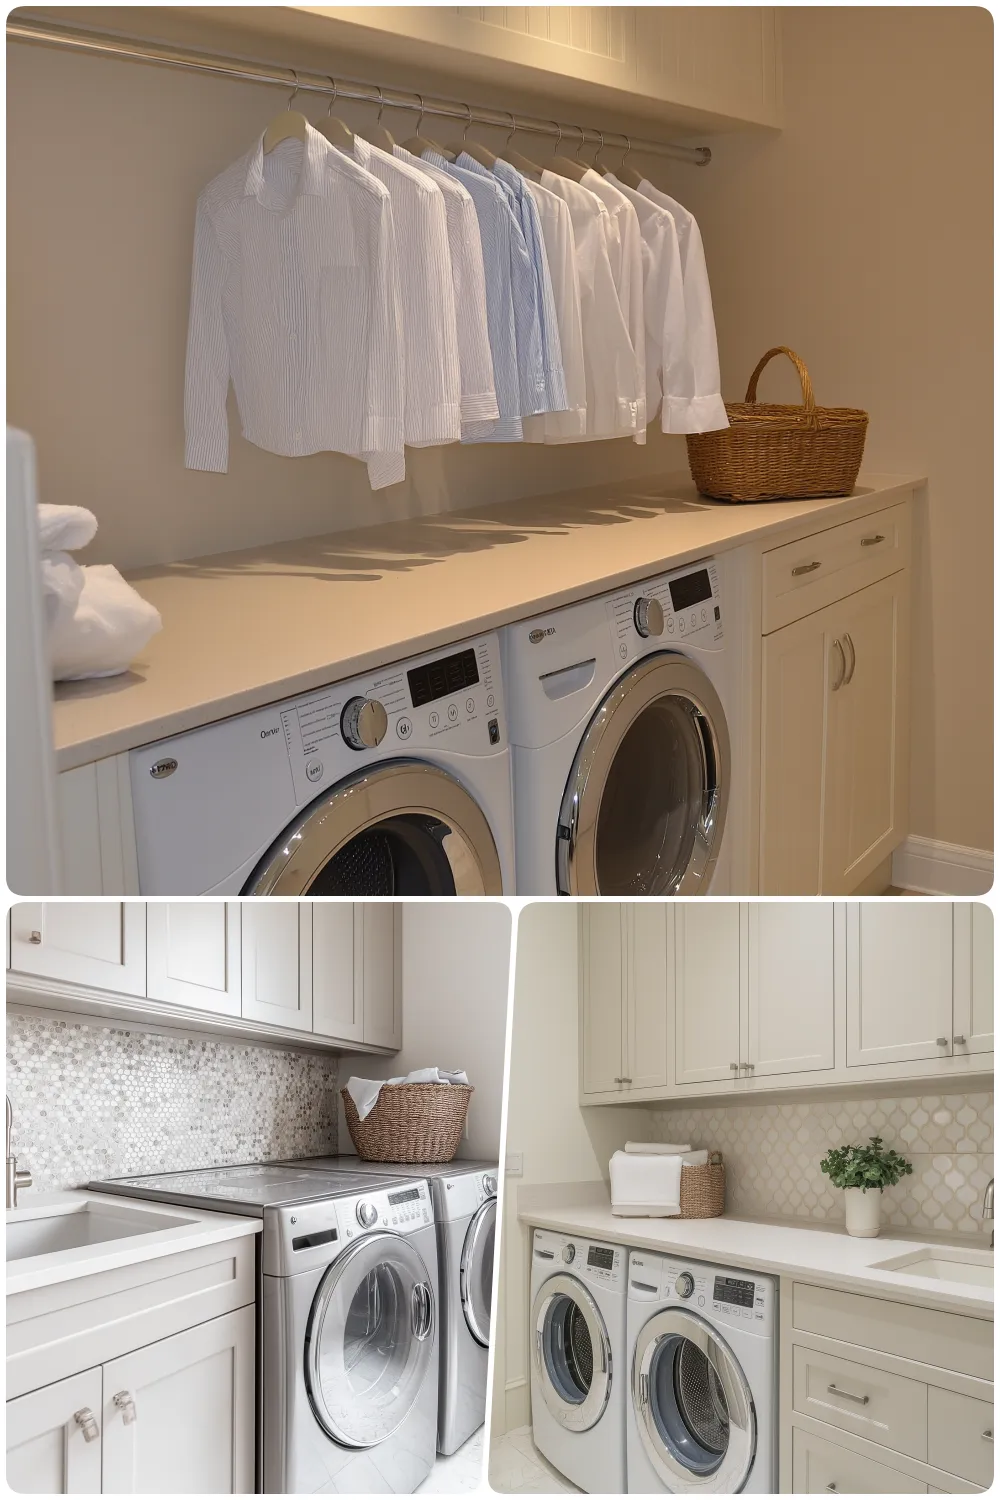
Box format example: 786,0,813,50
401,94,452,159
546,123,590,183
263,73,309,153
367,86,397,153
609,135,644,190
499,111,541,180
317,77,355,153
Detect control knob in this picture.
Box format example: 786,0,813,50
341,697,388,751
484,1174,498,1196
562,1243,576,1264
634,596,665,638
674,1272,695,1299
356,1201,379,1228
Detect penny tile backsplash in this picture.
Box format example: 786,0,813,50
6,1010,339,1192
648,1092,994,1236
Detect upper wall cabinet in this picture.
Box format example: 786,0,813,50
9,903,146,995
146,903,241,1017
241,904,313,1034
580,904,667,1102
672,905,742,1086
312,903,401,1049
746,903,836,1078
846,904,955,1067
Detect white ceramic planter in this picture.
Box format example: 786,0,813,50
844,1187,882,1238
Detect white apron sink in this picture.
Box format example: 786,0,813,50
7,1198,185,1264
871,1246,994,1288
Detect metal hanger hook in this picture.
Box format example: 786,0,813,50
574,124,588,161
593,129,605,166
462,102,473,143
620,134,632,169
414,92,425,134
549,119,562,152
505,110,516,148
286,70,300,112
376,85,386,127
325,77,338,117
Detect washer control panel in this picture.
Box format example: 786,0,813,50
340,1181,433,1242
532,1230,624,1287
628,1251,775,1325
607,558,724,667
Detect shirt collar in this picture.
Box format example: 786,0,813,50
244,122,329,205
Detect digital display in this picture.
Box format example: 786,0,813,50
668,568,713,613
388,1187,421,1206
407,648,480,708
588,1246,615,1270
714,1275,755,1308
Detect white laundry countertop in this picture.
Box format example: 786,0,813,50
50,470,921,770
518,1183,993,1319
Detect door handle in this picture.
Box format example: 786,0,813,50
729,1062,739,1072
860,534,885,547
792,560,821,576
827,1383,870,1406
953,1035,967,1045
831,638,847,691
936,1037,949,1047
842,632,856,684
113,1390,137,1425
28,931,42,945
74,1409,100,1442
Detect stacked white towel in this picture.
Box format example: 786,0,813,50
39,504,162,680
346,1067,471,1121
624,1141,691,1155
610,1146,710,1216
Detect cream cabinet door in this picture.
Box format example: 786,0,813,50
580,904,626,1097
101,1306,254,1494
146,903,241,1016
311,902,361,1043
626,904,668,1092
952,903,994,1058
360,904,401,1050
9,902,146,995
746,903,836,1077
240,904,312,1032
847,904,954,1067
759,609,829,894
672,905,742,1086
6,1367,103,1494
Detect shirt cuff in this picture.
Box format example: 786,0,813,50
461,390,501,424
366,451,406,489
662,393,730,434
184,431,229,472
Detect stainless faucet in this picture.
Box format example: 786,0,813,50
6,1096,32,1210
983,1178,994,1249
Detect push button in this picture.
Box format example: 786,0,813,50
306,759,324,783
447,704,459,723
396,717,412,740
429,710,440,728
488,717,501,745
466,697,476,713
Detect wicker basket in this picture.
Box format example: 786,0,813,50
678,1152,726,1219
341,1082,474,1163
686,346,868,502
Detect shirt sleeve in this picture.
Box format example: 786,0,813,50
183,196,231,472
521,188,568,414
676,214,728,432
618,206,647,443
506,209,548,417
451,196,500,426
358,189,405,489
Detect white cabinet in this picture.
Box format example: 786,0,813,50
580,905,667,1100
359,904,401,1051
311,902,361,1043
101,1308,254,1494
956,903,994,1057
672,905,742,1086
847,904,955,1067
628,904,668,1093
146,903,241,1017
747,903,836,1078
9,903,146,995
240,903,312,1033
6,1368,103,1494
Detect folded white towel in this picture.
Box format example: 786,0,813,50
346,1067,471,1121
610,1149,682,1217
38,503,98,553
625,1141,692,1155
48,564,162,681
41,551,85,636
681,1150,709,1167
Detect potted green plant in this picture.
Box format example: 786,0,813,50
819,1135,913,1238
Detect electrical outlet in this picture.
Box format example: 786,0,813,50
505,1151,523,1176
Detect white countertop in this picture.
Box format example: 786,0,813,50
51,470,921,770
518,1183,993,1319
6,1190,261,1296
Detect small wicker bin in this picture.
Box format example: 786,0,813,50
341,1082,474,1164
687,346,868,503
678,1153,726,1219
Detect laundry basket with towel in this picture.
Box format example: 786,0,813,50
342,1068,473,1163
610,1143,725,1218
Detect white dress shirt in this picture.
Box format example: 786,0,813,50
351,136,462,447
582,169,647,442
522,178,587,441
637,180,728,432
392,144,499,435
184,125,406,488
539,171,639,441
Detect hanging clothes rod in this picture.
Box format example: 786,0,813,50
6,14,711,167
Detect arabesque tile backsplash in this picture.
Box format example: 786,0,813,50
648,1092,994,1237
6,1010,339,1192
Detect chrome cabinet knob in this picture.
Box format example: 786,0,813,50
936,1037,950,1047
74,1409,99,1442
674,1272,695,1299
633,597,664,638
356,1201,379,1228
341,697,388,751
562,1243,576,1264
729,1062,739,1072
954,1035,967,1045
113,1391,136,1425
28,931,42,945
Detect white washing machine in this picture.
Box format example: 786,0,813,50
128,632,514,894
530,1229,628,1493
626,1251,776,1494
503,554,747,895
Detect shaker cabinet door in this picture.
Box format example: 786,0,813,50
146,903,241,1016
580,904,626,1097
747,903,836,1077
9,902,146,995
672,904,742,1086
626,904,668,1092
6,1368,103,1495
360,903,401,1050
241,903,312,1032
311,902,361,1043
847,904,954,1067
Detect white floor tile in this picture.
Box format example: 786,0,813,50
417,1428,485,1493
489,1429,580,1494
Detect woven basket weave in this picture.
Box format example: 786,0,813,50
341,1082,474,1163
687,346,868,502
678,1153,726,1219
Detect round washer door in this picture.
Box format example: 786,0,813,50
531,1274,612,1433
631,1308,756,1494
460,1198,496,1347
243,760,503,895
557,654,730,896
305,1231,436,1449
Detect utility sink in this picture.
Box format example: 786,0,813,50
871,1246,994,1288
6,1200,182,1263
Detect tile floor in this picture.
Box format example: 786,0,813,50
418,1428,485,1493
489,1426,580,1494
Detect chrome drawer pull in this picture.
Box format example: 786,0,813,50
792,561,821,576
953,1035,967,1045
827,1383,870,1406
28,931,42,945
831,638,847,691
113,1390,137,1425
730,1062,739,1072
842,631,856,685
983,1429,993,1442
74,1409,99,1443
860,534,885,546
936,1037,949,1047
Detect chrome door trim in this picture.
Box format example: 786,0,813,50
244,759,503,895
305,1230,434,1449
460,1198,496,1347
531,1273,612,1434
631,1307,756,1494
556,654,730,896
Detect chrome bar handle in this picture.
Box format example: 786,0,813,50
74,1409,100,1442
860,534,885,546
828,1383,870,1406
792,560,821,576
831,638,847,691
113,1391,137,1425
842,632,857,685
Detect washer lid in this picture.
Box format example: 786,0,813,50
243,759,502,895
531,1273,612,1434
557,653,730,896
631,1307,755,1494
460,1197,496,1347
305,1230,435,1449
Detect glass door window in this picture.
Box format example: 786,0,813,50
461,1199,496,1347
531,1275,611,1434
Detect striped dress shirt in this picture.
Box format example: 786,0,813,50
582,169,647,442
494,159,568,415
184,125,406,488
521,178,587,441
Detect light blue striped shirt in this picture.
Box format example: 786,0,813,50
494,158,568,414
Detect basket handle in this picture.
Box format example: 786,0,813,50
744,346,817,414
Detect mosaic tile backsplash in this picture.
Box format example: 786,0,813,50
648,1092,994,1237
6,1010,339,1192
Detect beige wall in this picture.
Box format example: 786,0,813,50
677,5,993,850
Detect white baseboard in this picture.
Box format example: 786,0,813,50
892,837,993,896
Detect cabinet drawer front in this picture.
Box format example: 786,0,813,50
927,1387,994,1488
793,1283,993,1379
792,1427,926,1493
762,503,910,633
793,1345,927,1459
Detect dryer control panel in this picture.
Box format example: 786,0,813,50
263,1180,433,1276
627,1250,775,1326
533,1229,624,1288
607,557,724,669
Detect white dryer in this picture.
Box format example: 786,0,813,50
626,1251,776,1494
503,555,746,895
530,1229,628,1493
128,632,514,894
